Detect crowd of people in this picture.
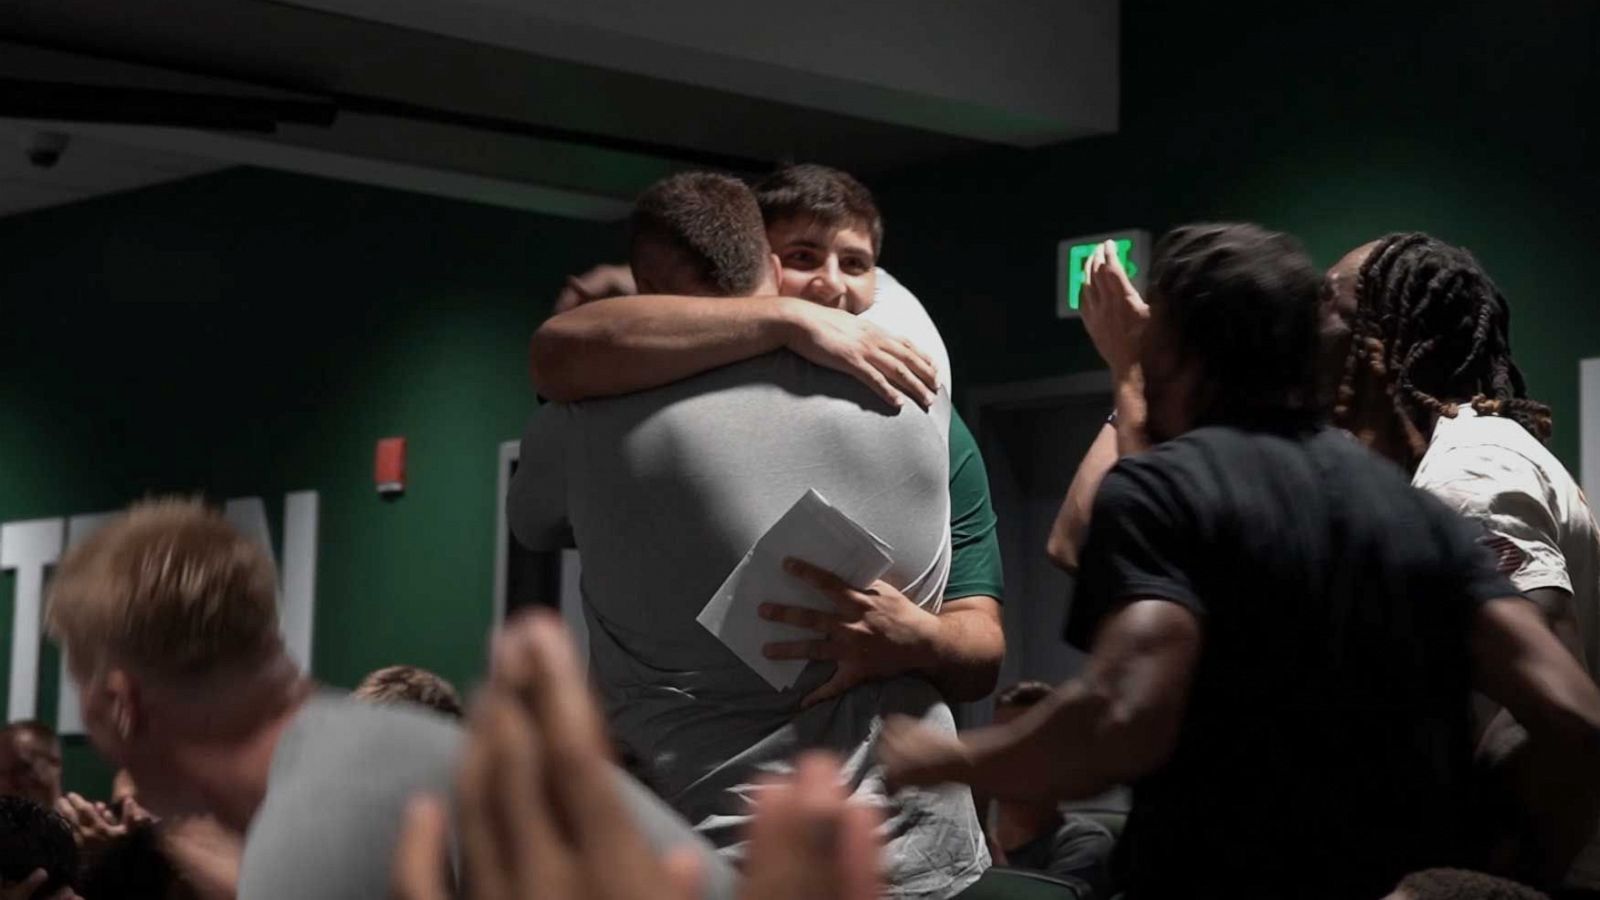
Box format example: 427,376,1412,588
1,162,1598,900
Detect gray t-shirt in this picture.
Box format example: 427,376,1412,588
237,692,736,900
509,352,989,900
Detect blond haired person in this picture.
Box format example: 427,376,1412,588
47,498,732,900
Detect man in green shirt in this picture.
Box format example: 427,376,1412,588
529,163,1004,708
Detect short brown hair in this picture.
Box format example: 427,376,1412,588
628,172,770,297
996,681,1054,709
352,665,463,719
1392,869,1547,900
46,498,280,678
754,164,884,254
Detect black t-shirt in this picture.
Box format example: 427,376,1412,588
1066,424,1517,900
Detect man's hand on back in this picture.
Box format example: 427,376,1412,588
778,300,940,409
760,557,940,708
553,263,637,314
536,262,941,408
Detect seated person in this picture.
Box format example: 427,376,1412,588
45,498,735,900
509,171,997,899
0,722,63,811
985,682,1112,898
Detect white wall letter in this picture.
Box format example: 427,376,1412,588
280,491,319,672
224,494,318,672
3,519,64,722
52,513,116,734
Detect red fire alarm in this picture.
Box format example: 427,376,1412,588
375,437,406,497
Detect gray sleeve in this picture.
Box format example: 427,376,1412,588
237,782,438,900
1041,816,1115,897
612,767,739,900
508,403,573,550
237,700,463,900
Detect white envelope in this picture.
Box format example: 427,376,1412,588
696,489,894,690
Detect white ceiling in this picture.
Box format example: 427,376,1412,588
278,0,1120,146
0,0,1120,222
0,120,226,219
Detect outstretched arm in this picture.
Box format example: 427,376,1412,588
881,599,1200,803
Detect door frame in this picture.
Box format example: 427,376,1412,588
958,371,1111,721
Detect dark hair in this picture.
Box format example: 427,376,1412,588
79,824,200,900
1334,233,1551,465
628,172,770,297
1148,223,1324,424
1392,868,1547,900
4,721,58,745
353,665,464,719
995,681,1054,709
0,795,78,894
753,164,884,254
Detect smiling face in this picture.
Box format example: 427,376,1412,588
765,216,879,314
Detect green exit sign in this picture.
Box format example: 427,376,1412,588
1057,230,1150,319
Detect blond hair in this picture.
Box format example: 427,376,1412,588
352,665,463,719
46,498,280,679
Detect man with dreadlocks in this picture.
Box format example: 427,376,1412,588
1326,232,1600,892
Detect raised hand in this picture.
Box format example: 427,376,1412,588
54,792,128,857
737,752,883,900
1081,239,1149,375
878,714,979,793
392,612,702,900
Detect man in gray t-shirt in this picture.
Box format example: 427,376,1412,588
43,498,734,900
509,173,989,899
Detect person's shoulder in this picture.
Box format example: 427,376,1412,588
1419,412,1568,494
1113,426,1249,478
282,693,461,775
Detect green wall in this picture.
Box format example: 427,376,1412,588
0,168,617,794
877,1,1600,469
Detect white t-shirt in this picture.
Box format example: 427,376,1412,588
1412,406,1600,888
1413,407,1600,679
864,268,953,393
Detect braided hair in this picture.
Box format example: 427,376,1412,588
1333,232,1551,465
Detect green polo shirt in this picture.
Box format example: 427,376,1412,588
945,409,1004,602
